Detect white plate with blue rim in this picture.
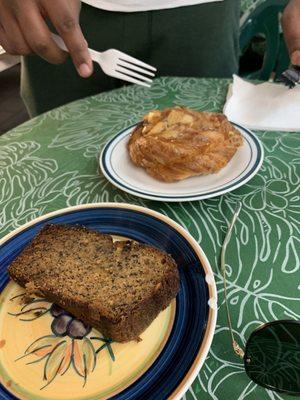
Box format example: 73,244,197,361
100,122,264,202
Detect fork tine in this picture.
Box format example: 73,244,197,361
112,71,151,87
118,54,157,72
117,60,155,77
115,66,153,83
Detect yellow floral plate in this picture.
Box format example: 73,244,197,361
0,203,217,400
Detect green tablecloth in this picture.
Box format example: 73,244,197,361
0,77,299,400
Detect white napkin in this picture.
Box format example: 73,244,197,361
223,75,300,131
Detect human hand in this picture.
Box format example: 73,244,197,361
0,0,93,77
282,0,300,67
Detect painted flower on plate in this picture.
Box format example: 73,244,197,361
9,294,115,389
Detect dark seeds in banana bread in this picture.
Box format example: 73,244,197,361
8,224,179,342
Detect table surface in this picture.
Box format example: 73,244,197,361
0,77,299,400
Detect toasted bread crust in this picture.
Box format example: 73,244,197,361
8,224,179,342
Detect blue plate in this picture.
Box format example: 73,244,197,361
0,204,217,400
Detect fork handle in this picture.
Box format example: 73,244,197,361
51,33,101,63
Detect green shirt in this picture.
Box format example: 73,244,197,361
21,0,240,116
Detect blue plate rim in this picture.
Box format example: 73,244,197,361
0,203,218,400
99,122,264,202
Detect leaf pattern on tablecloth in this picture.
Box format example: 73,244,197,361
0,78,299,400
173,78,229,111
48,100,156,157
0,141,56,201
0,115,47,140
64,174,114,204
0,141,77,234
92,79,169,103
47,99,91,121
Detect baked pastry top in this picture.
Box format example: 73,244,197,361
128,107,243,182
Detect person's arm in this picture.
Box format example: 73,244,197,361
0,0,93,77
282,0,300,66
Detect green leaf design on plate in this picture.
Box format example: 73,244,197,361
82,338,97,373
106,343,115,362
20,299,51,312
25,335,58,355
42,341,67,389
9,292,26,301
72,338,96,384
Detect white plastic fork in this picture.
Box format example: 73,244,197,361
52,33,156,87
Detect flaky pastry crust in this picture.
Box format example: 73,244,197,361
128,107,243,182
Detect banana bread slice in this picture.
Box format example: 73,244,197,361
8,224,179,342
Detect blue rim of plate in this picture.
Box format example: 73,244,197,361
0,203,217,400
99,122,264,202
